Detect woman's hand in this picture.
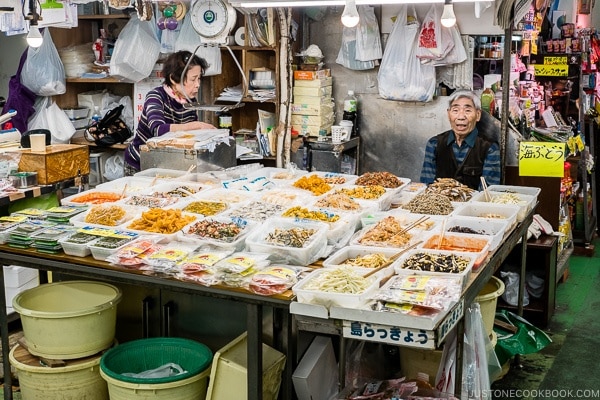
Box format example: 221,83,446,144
173,121,216,131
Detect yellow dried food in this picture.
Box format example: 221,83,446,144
282,206,340,222
293,175,332,196
84,205,126,226
127,208,196,234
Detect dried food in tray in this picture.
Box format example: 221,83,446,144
452,202,519,230
335,185,395,211
224,200,284,222
181,199,229,216
393,248,476,290
424,177,477,202
421,232,491,269
323,245,404,270
355,171,409,190
72,204,139,228
311,171,358,186
259,188,308,207
245,217,329,266
444,216,508,251
88,231,139,261
180,216,257,252
313,192,364,213
292,174,334,196
292,266,384,309
61,189,125,206
486,184,541,204
247,166,308,183
470,190,535,222
401,192,455,215
134,167,188,180
148,182,206,198
222,176,276,192
349,215,427,249
123,193,182,208
125,208,197,235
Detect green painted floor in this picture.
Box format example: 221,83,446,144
492,238,600,400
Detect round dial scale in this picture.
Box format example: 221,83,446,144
190,0,237,44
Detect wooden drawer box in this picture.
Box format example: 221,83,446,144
15,144,90,185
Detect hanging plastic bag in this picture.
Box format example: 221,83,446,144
21,29,66,96
377,5,435,102
27,96,52,132
415,4,452,61
174,15,222,76
355,5,382,62
430,25,467,67
462,303,491,399
336,25,375,71
103,153,125,181
110,14,161,82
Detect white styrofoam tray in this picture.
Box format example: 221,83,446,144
178,216,259,252
419,231,492,269
322,245,404,274
392,248,476,290
95,176,156,195
486,184,541,204
452,202,519,231
70,204,141,229
245,217,330,266
292,266,387,309
279,207,360,247
61,188,125,207
444,215,509,251
470,190,535,222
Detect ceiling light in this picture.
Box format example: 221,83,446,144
26,23,43,48
440,0,456,28
341,0,359,27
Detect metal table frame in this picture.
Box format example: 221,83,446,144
0,248,294,400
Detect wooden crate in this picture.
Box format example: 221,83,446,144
16,144,90,185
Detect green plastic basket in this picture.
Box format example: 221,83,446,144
100,337,213,385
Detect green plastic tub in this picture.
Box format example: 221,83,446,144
12,280,122,360
100,337,213,400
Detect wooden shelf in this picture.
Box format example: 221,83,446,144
78,13,129,19
66,77,125,84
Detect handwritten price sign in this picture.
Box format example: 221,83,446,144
519,142,566,177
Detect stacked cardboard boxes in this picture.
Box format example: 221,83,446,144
291,70,334,137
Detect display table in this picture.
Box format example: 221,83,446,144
0,248,294,400
292,207,535,395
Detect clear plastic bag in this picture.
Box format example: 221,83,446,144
21,29,66,96
110,15,160,82
415,4,453,62
336,25,375,71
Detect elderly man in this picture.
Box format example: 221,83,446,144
420,90,501,190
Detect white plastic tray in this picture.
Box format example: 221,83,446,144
322,245,403,276
470,190,535,222
452,202,519,231
70,204,141,229
292,267,385,309
420,232,491,269
61,189,125,207
134,168,189,181
178,216,259,252
444,215,509,251
486,184,541,205
279,207,359,247
245,217,329,266
95,176,156,195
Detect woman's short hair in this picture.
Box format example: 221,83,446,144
162,51,209,86
448,90,482,111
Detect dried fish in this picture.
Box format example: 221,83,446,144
402,193,454,215
265,227,316,248
425,178,475,202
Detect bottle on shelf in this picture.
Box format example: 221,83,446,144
91,106,101,125
481,85,495,115
218,110,233,135
342,90,359,137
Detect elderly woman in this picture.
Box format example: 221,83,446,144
124,50,216,175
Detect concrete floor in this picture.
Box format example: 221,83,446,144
491,238,600,399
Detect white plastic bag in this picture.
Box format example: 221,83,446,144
430,25,467,66
377,5,436,102
336,25,375,70
122,363,187,379
104,153,125,181
355,6,382,62
416,4,453,61
21,29,66,96
46,102,75,144
110,14,161,82
500,270,529,307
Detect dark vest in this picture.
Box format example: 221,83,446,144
434,130,493,190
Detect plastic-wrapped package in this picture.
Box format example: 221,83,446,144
178,249,232,273
373,275,462,310
140,242,199,273
106,237,163,268
247,265,305,296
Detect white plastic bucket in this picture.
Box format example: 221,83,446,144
12,280,122,359
9,343,108,400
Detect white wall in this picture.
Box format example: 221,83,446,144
0,34,27,99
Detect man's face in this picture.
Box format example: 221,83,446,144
447,97,481,140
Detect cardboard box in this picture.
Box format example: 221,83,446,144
291,113,335,126
16,144,90,185
291,102,335,116
294,77,333,88
294,69,331,80
293,85,333,97
292,335,338,400
293,94,333,105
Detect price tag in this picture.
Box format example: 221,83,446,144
519,142,566,177
342,321,435,349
